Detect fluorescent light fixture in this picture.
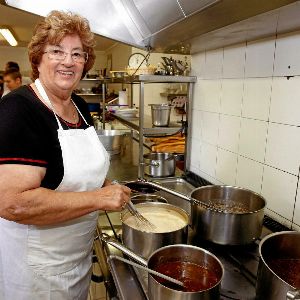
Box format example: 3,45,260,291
0,28,18,46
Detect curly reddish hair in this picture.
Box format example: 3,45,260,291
28,10,96,80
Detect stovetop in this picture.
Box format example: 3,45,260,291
102,176,291,300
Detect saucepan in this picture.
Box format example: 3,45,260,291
142,181,266,245
256,231,300,299
101,235,224,300
121,202,189,258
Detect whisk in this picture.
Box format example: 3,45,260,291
126,200,156,231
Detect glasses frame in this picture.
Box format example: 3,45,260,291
43,49,88,64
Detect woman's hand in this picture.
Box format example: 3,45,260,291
96,183,131,211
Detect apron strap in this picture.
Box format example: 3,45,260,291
35,79,89,128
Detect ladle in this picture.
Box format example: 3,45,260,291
110,255,184,287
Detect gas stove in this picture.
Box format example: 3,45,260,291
98,176,290,300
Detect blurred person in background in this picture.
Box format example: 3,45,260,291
2,68,22,96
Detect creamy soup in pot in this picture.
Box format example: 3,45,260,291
123,207,187,233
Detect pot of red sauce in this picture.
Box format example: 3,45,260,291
148,244,224,299
100,236,224,300
256,231,300,299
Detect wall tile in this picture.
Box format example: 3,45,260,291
265,209,292,229
191,109,202,140
293,185,300,226
223,43,246,78
215,148,238,185
265,123,300,175
197,80,222,113
236,156,263,194
261,165,297,221
190,138,201,170
274,30,300,76
270,76,300,126
218,115,240,153
191,51,206,78
197,170,222,185
220,79,244,116
242,78,272,121
238,118,268,163
245,37,275,77
200,111,219,145
199,142,217,178
204,49,223,79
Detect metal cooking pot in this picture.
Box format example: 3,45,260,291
190,185,266,245
143,152,176,177
121,202,189,258
96,129,125,155
101,239,224,300
131,194,167,204
149,104,172,127
144,182,266,245
256,231,300,300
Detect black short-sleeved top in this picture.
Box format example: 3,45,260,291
0,85,94,189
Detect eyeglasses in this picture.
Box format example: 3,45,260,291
43,48,88,63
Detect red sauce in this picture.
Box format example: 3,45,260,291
268,258,300,288
153,261,219,292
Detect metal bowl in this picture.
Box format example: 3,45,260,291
131,194,167,204
96,129,125,155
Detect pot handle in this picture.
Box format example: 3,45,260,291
98,233,148,267
287,290,300,300
144,161,160,167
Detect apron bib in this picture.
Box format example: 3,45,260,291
0,79,109,300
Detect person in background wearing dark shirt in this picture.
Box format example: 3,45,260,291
2,68,22,96
0,10,130,300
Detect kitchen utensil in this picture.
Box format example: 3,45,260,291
143,152,176,177
121,202,189,258
110,255,184,287
256,231,300,300
101,236,224,299
143,181,266,245
126,200,156,231
149,104,172,127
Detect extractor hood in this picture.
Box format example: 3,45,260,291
2,0,300,54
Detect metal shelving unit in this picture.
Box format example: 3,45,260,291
105,74,197,179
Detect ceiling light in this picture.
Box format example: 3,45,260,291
0,28,18,46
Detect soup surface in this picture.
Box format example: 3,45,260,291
268,258,300,288
123,207,187,233
153,261,219,292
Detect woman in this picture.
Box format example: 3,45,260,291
0,10,130,299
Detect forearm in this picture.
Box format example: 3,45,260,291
3,187,99,225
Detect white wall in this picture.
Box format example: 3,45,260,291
190,30,300,230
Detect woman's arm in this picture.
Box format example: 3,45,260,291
0,164,130,226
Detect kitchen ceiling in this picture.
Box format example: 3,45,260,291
0,3,117,51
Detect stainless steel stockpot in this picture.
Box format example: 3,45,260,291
143,152,176,177
256,231,300,300
101,237,224,300
121,202,189,258
190,185,266,245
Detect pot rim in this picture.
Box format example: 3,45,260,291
259,230,300,289
148,244,224,294
120,202,190,233
190,184,266,215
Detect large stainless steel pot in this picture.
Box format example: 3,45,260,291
101,237,224,300
256,231,300,300
96,129,125,155
121,202,189,258
149,104,172,127
144,182,266,245
190,185,266,245
143,152,176,177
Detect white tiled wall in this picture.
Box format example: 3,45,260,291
190,31,300,229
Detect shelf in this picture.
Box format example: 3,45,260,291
111,113,182,137
81,78,101,81
160,93,187,97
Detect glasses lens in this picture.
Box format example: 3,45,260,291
72,51,88,63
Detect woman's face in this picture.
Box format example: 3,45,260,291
38,34,85,97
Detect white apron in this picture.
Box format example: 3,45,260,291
0,79,109,300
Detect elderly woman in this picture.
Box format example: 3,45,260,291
0,10,130,299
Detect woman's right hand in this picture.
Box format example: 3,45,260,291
96,184,131,211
